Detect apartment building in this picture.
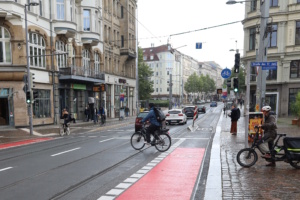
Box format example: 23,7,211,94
142,44,223,104
0,0,137,128
242,0,300,117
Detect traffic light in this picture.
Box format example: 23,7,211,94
29,72,35,89
32,90,38,102
26,91,31,104
226,78,232,88
233,77,239,93
234,53,240,73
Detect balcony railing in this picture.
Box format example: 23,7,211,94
59,66,104,80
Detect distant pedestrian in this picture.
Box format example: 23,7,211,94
93,107,98,124
125,106,129,117
84,106,90,122
228,104,240,135
240,99,243,109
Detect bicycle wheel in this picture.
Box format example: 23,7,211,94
59,124,65,136
289,160,300,169
131,132,145,150
66,126,70,135
236,148,258,167
155,133,171,152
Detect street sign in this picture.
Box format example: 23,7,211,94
221,68,231,79
251,62,277,70
196,42,202,49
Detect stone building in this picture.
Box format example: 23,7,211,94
242,0,300,116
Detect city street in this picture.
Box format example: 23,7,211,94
0,104,222,200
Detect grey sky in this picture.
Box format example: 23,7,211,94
137,0,245,69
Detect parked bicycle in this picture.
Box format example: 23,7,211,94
59,119,70,136
131,123,171,152
237,126,300,169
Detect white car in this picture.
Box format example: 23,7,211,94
165,109,187,125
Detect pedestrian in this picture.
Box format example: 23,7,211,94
99,106,106,125
84,106,90,122
125,106,129,117
228,104,240,135
93,107,98,124
240,99,243,109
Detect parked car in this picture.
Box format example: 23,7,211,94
210,101,218,107
165,109,187,125
198,105,206,113
183,106,198,118
206,99,211,103
135,111,149,132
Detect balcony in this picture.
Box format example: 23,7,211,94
120,48,136,59
59,66,105,83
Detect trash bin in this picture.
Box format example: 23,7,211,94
248,112,264,142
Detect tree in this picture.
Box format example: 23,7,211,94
184,73,199,94
138,48,154,100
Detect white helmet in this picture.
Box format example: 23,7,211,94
262,106,271,112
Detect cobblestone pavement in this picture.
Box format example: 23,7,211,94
220,113,300,199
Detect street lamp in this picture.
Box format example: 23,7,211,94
25,0,40,135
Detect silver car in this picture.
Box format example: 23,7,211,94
166,109,187,125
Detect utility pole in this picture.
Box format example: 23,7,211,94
256,0,270,111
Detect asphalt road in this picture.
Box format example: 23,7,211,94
0,103,223,200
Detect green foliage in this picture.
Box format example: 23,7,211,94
149,100,169,107
291,92,300,118
138,47,154,100
184,73,215,97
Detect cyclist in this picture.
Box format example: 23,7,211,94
259,106,278,166
141,103,161,146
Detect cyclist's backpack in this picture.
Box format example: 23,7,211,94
153,107,166,122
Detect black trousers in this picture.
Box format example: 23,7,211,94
145,124,160,143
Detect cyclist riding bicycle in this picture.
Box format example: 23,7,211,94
141,103,161,146
259,105,278,166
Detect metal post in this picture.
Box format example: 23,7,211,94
256,0,270,111
169,74,172,110
25,5,33,136
245,61,251,147
135,6,139,116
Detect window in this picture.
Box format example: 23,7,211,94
143,56,146,60
296,21,300,45
298,0,300,3
57,0,65,20
156,72,158,76
83,10,91,31
0,26,11,63
95,11,98,32
270,0,278,7
121,6,123,18
71,48,75,66
249,27,256,50
150,55,154,60
39,1,43,16
167,71,169,75
266,69,277,80
167,87,169,92
290,60,300,78
55,40,67,68
82,49,90,76
267,24,277,47
29,33,46,68
94,52,100,75
121,35,124,47
156,88,158,92
32,90,51,118
250,0,256,11
70,0,73,21
160,88,162,92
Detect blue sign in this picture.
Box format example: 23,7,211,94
196,43,202,49
221,68,231,79
251,62,277,70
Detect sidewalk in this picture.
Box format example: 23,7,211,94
205,109,300,199
0,116,136,145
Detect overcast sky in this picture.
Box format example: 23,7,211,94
137,0,245,69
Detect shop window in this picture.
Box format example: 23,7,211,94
0,26,11,64
29,32,46,68
32,89,51,118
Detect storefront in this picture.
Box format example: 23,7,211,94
0,88,13,126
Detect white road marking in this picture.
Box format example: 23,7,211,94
51,147,81,157
0,167,13,172
99,138,114,143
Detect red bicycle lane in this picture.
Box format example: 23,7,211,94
0,137,54,150
116,148,205,200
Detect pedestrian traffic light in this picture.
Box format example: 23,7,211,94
233,77,239,93
26,91,31,104
234,53,240,73
32,90,38,102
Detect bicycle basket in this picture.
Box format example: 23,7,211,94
283,137,300,160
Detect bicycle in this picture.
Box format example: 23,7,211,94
237,126,300,169
59,119,70,136
131,123,171,152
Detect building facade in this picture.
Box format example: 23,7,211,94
0,0,137,128
242,0,300,117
